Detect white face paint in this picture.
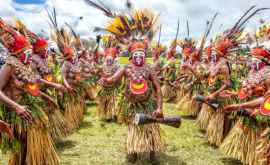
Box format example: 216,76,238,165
23,49,33,64
132,51,145,66
250,57,262,70
105,56,114,66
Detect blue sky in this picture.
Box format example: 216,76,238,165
1,0,270,45
14,0,45,4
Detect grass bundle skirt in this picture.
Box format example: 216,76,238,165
97,95,116,120
206,111,225,146
64,96,85,130
255,128,270,165
126,123,164,154
48,109,72,141
85,86,96,101
182,97,200,117
176,86,185,102
176,93,190,112
196,104,214,131
161,83,176,101
8,114,59,165
220,120,257,165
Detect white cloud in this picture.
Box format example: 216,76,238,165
1,0,270,45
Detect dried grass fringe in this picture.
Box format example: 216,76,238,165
97,96,116,120
127,124,164,154
255,128,270,165
162,84,176,100
206,111,225,146
49,109,72,141
64,98,85,130
176,93,190,112
8,114,59,165
220,120,257,165
196,104,214,131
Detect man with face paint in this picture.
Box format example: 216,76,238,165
0,18,60,165
100,40,164,164
29,35,72,140
161,40,179,102
220,46,270,165
13,19,73,141
97,46,120,122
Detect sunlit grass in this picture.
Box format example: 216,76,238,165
0,103,241,165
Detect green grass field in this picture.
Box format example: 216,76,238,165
0,103,241,165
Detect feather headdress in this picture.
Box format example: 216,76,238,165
85,0,159,45
13,18,48,54
214,6,269,57
46,8,75,59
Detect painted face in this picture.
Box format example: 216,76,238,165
37,47,49,59
20,49,32,64
105,56,114,66
250,57,263,71
132,51,145,66
210,54,217,63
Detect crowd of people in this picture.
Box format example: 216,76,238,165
0,1,270,165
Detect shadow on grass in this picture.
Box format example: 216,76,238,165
201,141,218,149
124,153,186,165
181,115,197,120
79,121,94,129
220,157,242,165
56,140,77,152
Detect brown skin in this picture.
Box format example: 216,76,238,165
31,54,66,91
79,50,98,80
0,64,33,121
61,60,82,91
206,57,231,101
223,71,270,112
101,64,163,117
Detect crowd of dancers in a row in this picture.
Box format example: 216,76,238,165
0,1,270,165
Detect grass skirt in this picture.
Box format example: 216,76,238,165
63,95,85,130
85,86,96,101
181,97,200,117
97,95,117,120
220,120,257,165
161,82,177,101
206,111,225,146
7,112,59,165
255,128,270,165
196,104,214,131
176,93,190,112
48,108,72,141
126,123,164,154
